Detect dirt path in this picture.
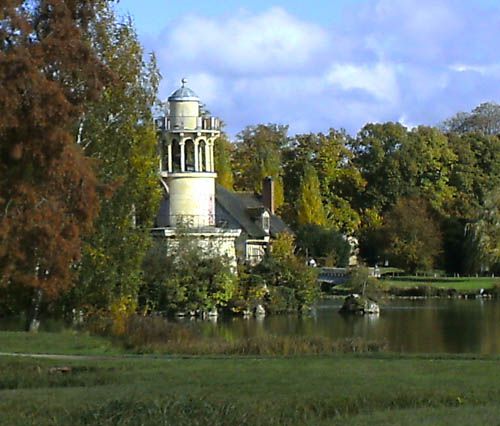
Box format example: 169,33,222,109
0,351,131,360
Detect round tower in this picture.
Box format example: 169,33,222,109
159,79,220,228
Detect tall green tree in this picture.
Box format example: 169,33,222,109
72,6,161,311
296,163,326,226
214,132,234,190
283,130,364,232
0,1,108,322
316,130,364,232
468,188,500,273
352,122,409,214
382,197,442,273
400,126,457,213
233,124,287,209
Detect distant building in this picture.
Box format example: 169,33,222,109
153,80,289,264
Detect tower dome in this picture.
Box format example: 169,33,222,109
167,78,199,102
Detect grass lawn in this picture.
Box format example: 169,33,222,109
0,331,499,425
381,276,499,293
332,275,500,296
0,330,125,355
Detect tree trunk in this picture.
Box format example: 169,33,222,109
25,289,43,332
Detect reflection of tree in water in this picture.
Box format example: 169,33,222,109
179,299,500,354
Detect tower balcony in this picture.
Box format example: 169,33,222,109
156,116,221,132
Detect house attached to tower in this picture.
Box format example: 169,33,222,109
153,80,289,264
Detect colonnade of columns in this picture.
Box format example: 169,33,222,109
163,135,216,173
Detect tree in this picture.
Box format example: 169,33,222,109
352,122,409,214
251,233,319,313
141,235,237,315
233,124,287,209
214,132,234,190
296,163,326,226
283,130,364,232
400,126,457,213
467,188,500,272
0,1,108,325
442,102,500,135
441,133,500,273
382,197,442,273
295,224,351,267
72,6,161,312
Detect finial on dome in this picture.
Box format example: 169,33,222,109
181,78,188,87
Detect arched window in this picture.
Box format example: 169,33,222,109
198,140,206,172
185,139,195,171
172,139,181,172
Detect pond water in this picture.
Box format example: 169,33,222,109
1,298,498,354
196,298,500,355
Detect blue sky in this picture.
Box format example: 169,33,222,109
117,0,500,137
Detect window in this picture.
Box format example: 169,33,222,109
262,212,270,233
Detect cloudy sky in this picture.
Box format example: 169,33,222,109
118,0,500,137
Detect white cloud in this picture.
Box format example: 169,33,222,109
149,1,500,137
158,7,329,76
450,64,500,76
326,62,400,103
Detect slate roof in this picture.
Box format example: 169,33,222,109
215,184,290,238
155,183,290,238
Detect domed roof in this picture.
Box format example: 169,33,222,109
168,78,199,102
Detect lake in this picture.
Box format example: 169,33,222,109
196,298,500,355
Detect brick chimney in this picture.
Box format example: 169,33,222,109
262,176,274,214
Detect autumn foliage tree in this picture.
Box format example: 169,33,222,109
382,197,442,273
0,1,108,319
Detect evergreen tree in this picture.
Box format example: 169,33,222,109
296,164,326,226
214,132,234,190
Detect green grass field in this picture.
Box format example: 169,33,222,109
333,275,500,297
382,276,498,290
0,331,499,425
0,330,124,355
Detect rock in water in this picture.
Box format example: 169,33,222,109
340,294,380,315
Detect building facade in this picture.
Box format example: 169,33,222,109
154,80,289,264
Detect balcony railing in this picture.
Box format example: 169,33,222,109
155,116,220,132
170,214,216,228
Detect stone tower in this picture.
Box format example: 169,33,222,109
155,79,240,264
159,79,220,228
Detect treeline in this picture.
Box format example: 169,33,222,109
0,1,160,327
217,105,500,275
1,2,499,327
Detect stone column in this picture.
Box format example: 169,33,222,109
180,139,185,172
167,141,173,173
208,140,215,172
194,140,199,172
204,141,210,172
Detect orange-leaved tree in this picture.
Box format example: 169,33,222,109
0,1,109,327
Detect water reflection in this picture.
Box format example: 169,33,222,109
0,299,498,354
199,299,500,355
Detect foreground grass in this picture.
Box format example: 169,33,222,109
0,330,125,355
0,353,499,425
